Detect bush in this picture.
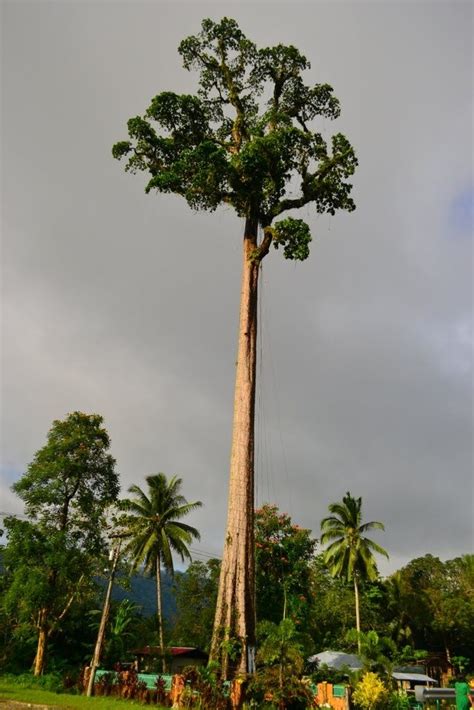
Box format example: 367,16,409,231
247,667,314,710
352,672,389,710
181,663,227,709
0,672,64,693
309,662,351,685
387,691,410,710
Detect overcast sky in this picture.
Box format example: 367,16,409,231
1,0,472,576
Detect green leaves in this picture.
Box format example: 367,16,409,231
113,16,358,244
146,140,230,210
3,412,119,673
320,492,388,584
13,412,118,551
255,505,317,626
172,559,220,651
179,17,258,104
120,473,202,576
146,93,210,143
273,218,312,260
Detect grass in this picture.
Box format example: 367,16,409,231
0,679,168,709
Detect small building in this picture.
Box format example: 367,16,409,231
392,671,437,692
307,651,437,690
131,645,208,674
417,654,454,687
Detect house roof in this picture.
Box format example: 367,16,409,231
393,672,437,684
131,645,208,659
307,652,438,685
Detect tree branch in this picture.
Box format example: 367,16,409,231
50,573,86,634
252,226,274,263
272,148,353,218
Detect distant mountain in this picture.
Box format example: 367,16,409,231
111,571,179,620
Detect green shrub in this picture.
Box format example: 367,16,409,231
387,691,410,710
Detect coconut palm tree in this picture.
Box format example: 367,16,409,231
120,473,202,661
320,492,388,653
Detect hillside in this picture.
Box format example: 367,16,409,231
110,570,178,620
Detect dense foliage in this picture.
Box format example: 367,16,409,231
1,484,473,678
2,412,119,675
170,559,220,651
255,505,317,628
113,17,357,256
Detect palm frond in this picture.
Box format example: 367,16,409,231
359,520,385,533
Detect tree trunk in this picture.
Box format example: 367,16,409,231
33,622,48,676
156,552,166,672
354,576,361,654
210,216,259,678
86,543,120,696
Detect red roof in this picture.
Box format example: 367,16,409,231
171,647,197,656
131,645,207,658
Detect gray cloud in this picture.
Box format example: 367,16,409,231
1,0,472,574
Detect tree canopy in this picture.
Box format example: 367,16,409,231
321,492,388,584
171,559,221,652
3,412,119,675
255,504,317,627
13,411,118,551
113,16,357,258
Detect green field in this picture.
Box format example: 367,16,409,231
0,680,167,709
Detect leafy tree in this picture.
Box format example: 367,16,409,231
255,505,316,627
249,618,313,709
13,412,118,547
88,598,141,666
119,473,201,664
309,555,388,651
3,412,119,675
320,492,388,652
345,629,396,681
170,558,220,651
383,571,415,648
113,16,357,676
389,554,474,662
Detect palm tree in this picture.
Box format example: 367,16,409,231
320,492,388,653
120,473,202,662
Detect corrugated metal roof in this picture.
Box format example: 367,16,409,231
393,672,437,683
307,653,438,685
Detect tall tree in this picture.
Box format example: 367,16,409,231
389,554,474,662
113,17,357,676
320,492,388,653
309,555,387,651
119,473,201,662
171,559,221,652
4,411,119,675
255,505,316,626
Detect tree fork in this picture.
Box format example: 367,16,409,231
210,215,261,678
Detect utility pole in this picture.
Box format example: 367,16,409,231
86,540,121,696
